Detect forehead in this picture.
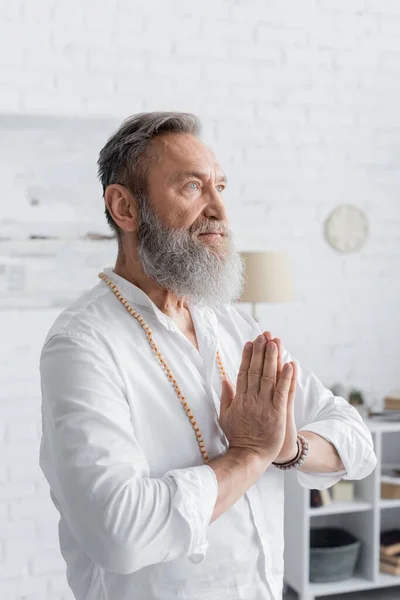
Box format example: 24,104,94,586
148,133,223,177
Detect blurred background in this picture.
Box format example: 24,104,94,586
0,0,399,599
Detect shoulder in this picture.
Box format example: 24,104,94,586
40,284,125,382
42,282,121,348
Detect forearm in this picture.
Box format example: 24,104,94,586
208,449,270,522
298,431,344,473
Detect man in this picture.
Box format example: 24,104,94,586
39,112,376,600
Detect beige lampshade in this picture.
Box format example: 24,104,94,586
240,251,295,303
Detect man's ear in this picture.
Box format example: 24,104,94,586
104,184,138,233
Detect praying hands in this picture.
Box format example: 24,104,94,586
219,331,297,465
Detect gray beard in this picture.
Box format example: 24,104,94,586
136,197,244,307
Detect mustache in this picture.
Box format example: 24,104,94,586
191,221,229,236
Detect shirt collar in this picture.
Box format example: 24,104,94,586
101,267,216,333
102,267,160,313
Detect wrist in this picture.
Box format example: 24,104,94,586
273,443,299,465
228,447,272,473
273,434,309,470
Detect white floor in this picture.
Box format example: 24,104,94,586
284,585,400,599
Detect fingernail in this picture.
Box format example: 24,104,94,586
256,334,265,343
245,342,253,350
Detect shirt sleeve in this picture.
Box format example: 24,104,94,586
39,332,218,575
281,346,377,490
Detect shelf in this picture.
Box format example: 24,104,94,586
309,573,400,596
380,498,400,509
309,574,373,595
284,423,400,599
366,419,400,433
376,572,400,587
309,500,373,516
306,570,400,596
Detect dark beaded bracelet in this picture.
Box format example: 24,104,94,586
272,434,309,470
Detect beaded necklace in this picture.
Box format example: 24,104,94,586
99,272,227,464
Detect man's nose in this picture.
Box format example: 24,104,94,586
203,188,228,222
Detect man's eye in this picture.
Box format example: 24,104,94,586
187,182,199,190
216,184,225,192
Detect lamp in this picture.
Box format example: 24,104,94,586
240,251,295,321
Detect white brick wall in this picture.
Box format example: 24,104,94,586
1,0,400,598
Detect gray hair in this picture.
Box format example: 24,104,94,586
97,112,201,235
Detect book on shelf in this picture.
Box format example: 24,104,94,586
331,480,354,502
310,488,332,508
320,488,332,505
380,552,400,567
381,481,400,500
380,560,400,576
310,489,322,508
384,391,400,411
380,530,400,557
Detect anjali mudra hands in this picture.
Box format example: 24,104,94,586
209,331,343,523
208,332,296,522
220,332,298,465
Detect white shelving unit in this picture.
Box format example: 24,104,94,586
284,419,400,600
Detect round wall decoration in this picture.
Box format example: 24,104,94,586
324,205,369,253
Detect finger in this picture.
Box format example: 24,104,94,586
248,334,267,394
236,341,253,395
260,340,278,396
262,331,272,343
273,362,293,410
272,337,282,382
287,361,297,406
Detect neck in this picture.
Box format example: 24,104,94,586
114,251,188,319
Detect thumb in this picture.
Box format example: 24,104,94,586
220,377,236,418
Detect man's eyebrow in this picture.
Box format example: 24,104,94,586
171,170,228,184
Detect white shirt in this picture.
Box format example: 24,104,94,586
39,267,377,600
